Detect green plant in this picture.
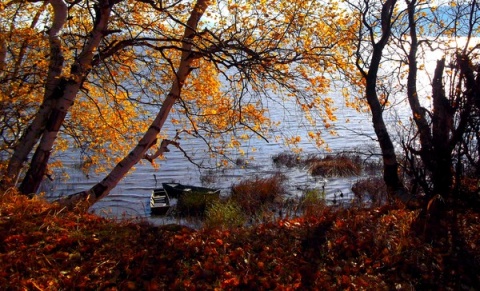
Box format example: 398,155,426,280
301,188,326,216
176,191,220,217
205,199,246,229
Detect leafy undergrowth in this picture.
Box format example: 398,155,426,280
1,189,480,290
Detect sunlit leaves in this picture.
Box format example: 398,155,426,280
0,2,49,152
66,90,148,174
2,0,357,178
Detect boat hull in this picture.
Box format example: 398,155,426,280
150,188,171,216
162,183,220,199
163,183,220,216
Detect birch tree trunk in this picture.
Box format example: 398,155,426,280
19,0,114,195
3,0,66,187
58,0,211,209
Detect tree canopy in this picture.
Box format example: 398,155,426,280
1,0,355,203
342,0,480,213
1,0,479,213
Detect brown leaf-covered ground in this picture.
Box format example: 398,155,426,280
1,189,480,290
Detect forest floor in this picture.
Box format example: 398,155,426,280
1,188,480,290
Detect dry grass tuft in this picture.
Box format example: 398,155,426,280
204,199,246,229
230,173,286,216
272,152,302,168
308,154,362,177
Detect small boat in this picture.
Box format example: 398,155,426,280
162,183,220,199
150,188,171,215
163,183,220,216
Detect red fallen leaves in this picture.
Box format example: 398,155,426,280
221,276,240,288
2,190,480,289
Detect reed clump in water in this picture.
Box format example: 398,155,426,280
306,154,362,177
272,151,369,177
272,152,302,168
230,173,286,216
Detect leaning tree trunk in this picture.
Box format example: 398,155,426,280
405,0,435,171
58,0,211,209
3,0,66,188
19,0,114,195
366,76,403,196
360,0,403,198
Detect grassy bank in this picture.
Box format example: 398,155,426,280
1,188,480,290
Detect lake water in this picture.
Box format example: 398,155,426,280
41,48,444,223
42,89,403,225
34,37,480,224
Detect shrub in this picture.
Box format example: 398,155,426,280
351,177,387,206
362,158,383,175
176,191,220,217
204,199,246,229
230,174,286,215
301,188,326,216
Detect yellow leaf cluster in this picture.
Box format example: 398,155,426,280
1,0,360,172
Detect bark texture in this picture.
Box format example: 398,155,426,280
3,2,60,187
58,0,211,209
19,0,113,195
357,0,403,197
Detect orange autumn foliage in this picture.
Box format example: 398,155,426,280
1,188,480,289
1,0,357,181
